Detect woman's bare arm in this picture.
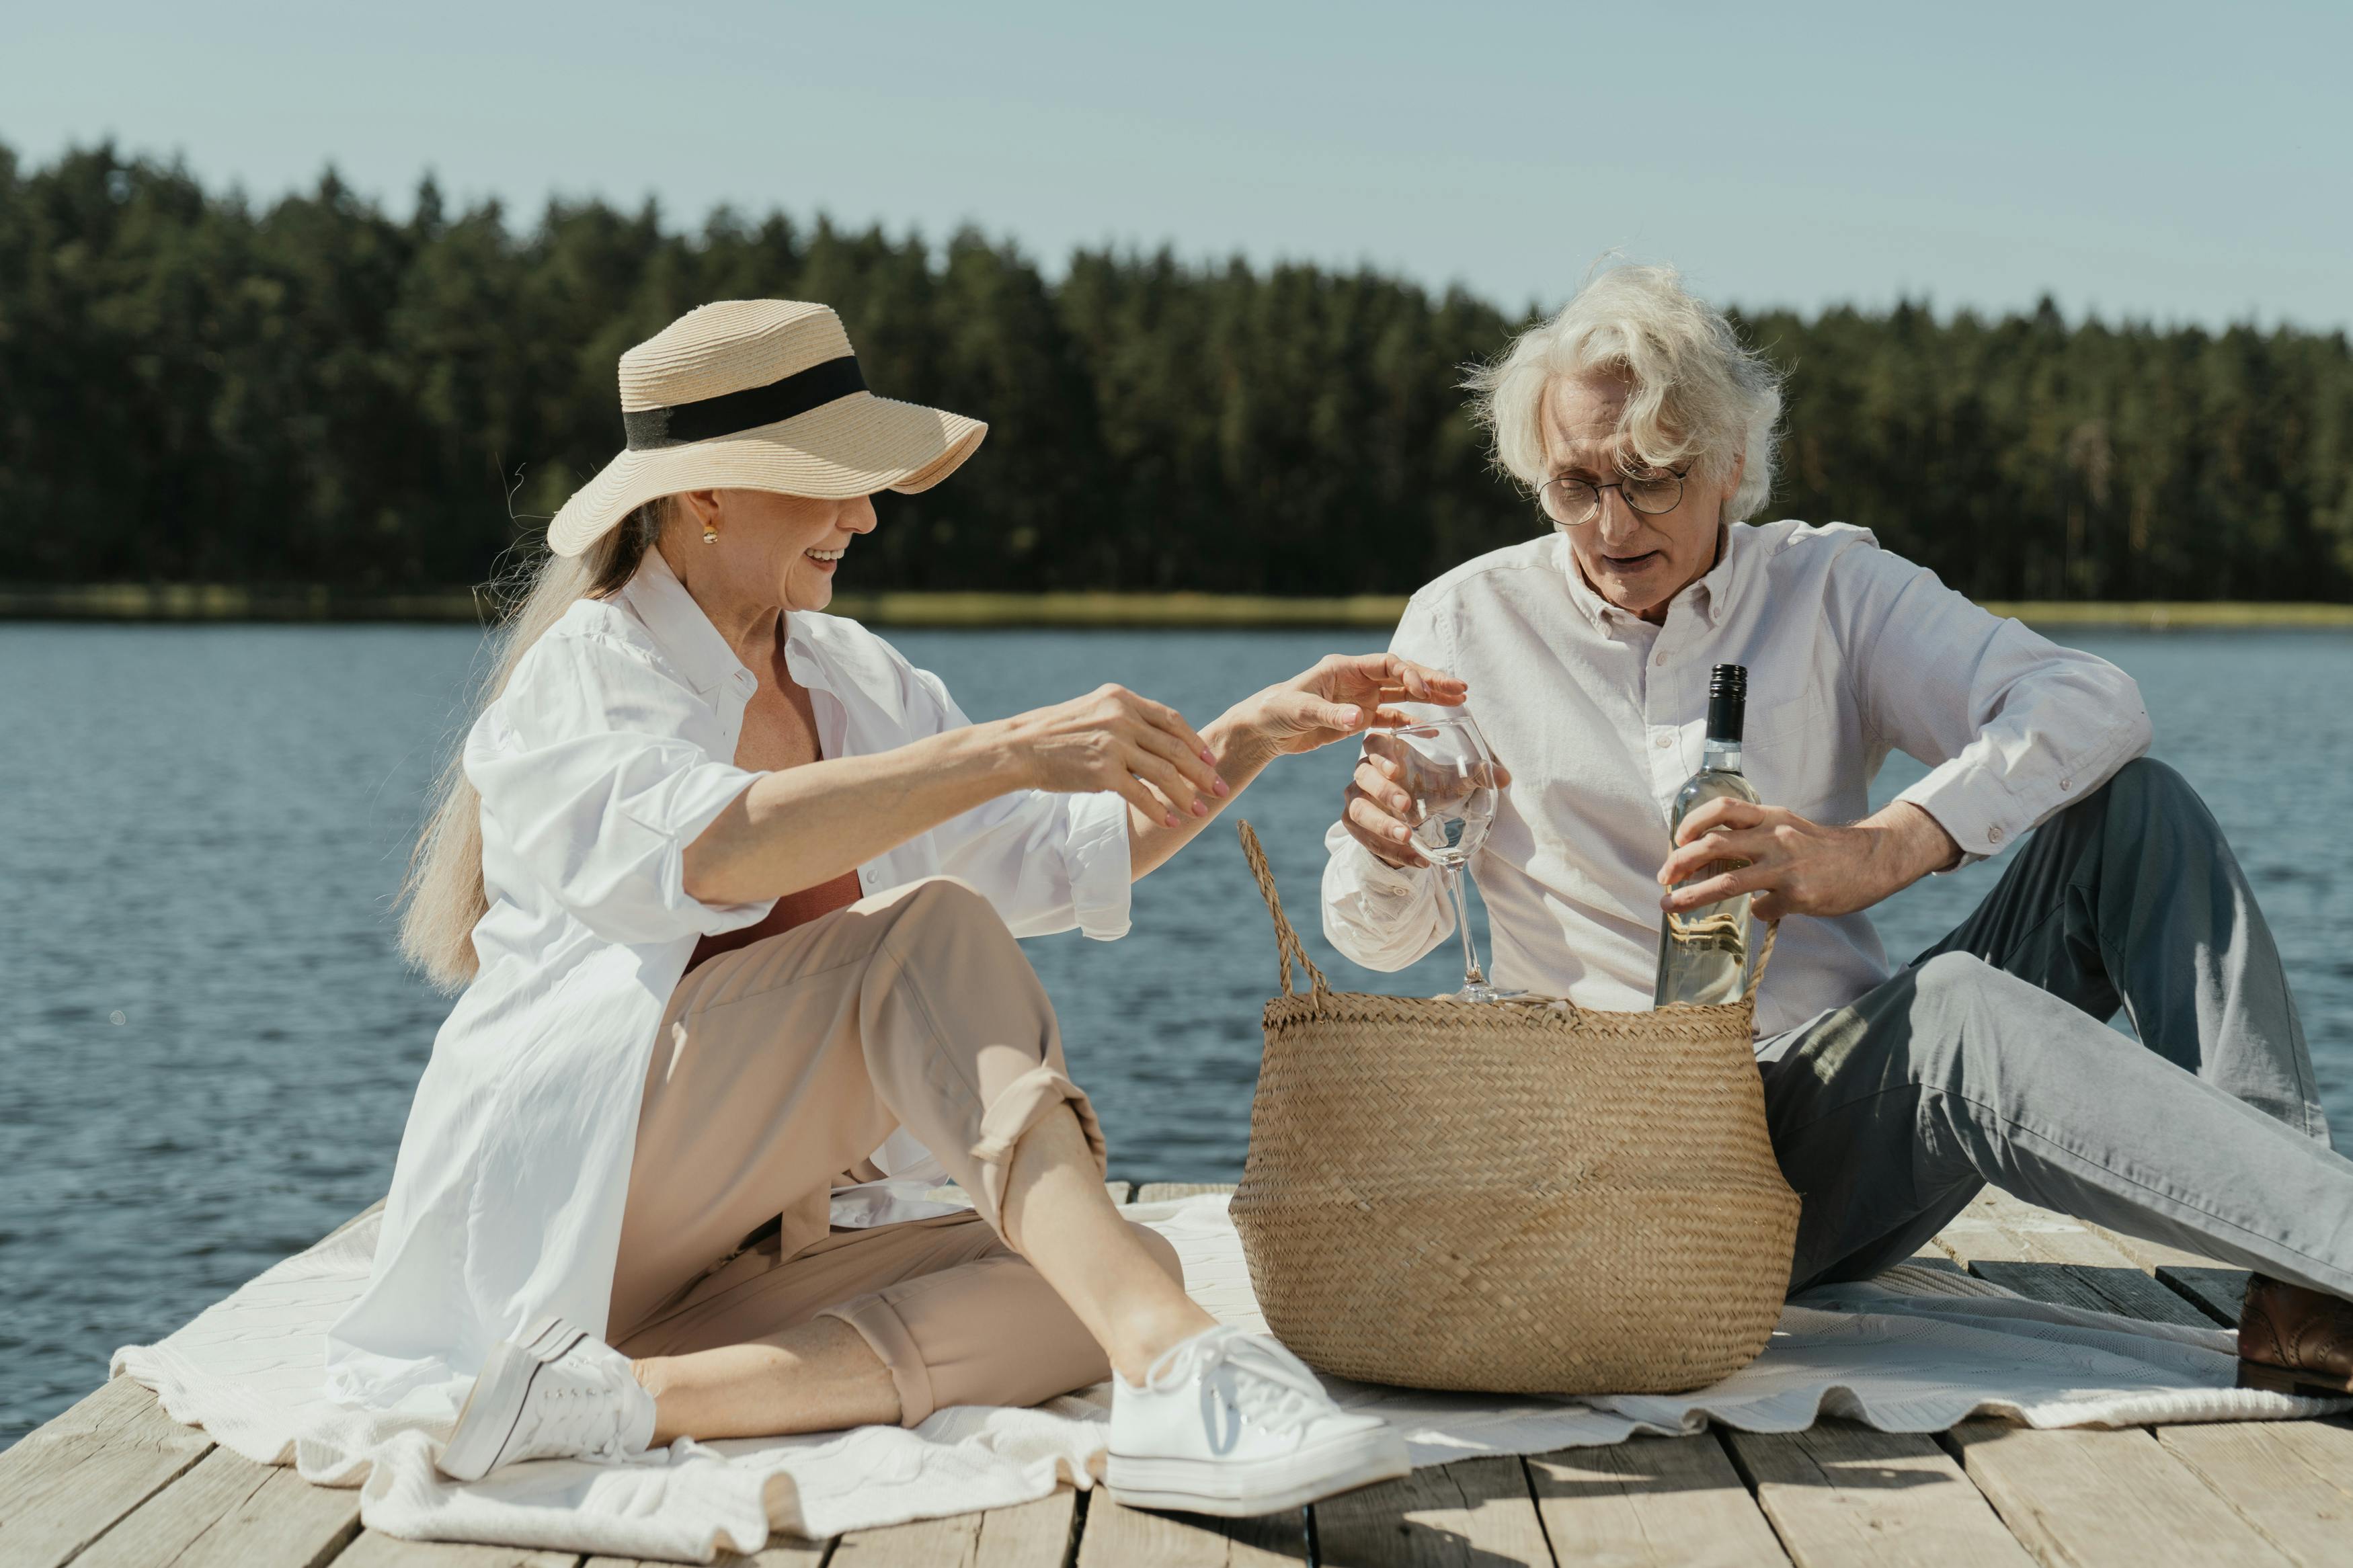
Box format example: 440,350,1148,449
681,684,1223,907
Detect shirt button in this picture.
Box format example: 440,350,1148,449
1654,735,1672,749
1987,825,2005,844
2060,776,2073,791
1654,653,1668,666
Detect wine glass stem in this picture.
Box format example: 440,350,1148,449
1445,864,1486,989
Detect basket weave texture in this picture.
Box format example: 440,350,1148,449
1229,821,1800,1395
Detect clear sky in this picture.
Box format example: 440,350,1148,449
6,0,2347,329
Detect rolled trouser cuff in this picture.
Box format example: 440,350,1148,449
820,1292,937,1428
969,1064,1105,1249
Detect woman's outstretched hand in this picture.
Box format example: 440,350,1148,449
1240,653,1468,757
999,684,1228,829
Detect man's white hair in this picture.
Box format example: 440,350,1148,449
1468,264,1782,522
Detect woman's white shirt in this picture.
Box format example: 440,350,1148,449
325,549,1131,1415
1321,522,2153,1038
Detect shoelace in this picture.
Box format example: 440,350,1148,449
1144,1329,1331,1432
520,1370,633,1462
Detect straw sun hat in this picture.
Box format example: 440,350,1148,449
546,299,988,557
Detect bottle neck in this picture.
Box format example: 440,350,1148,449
1702,736,1744,774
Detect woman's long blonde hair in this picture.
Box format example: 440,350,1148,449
397,498,672,991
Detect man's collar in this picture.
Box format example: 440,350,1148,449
1552,524,1738,632
1550,532,1627,633
1687,524,1737,628
616,546,756,700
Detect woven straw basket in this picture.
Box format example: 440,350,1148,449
1229,821,1801,1395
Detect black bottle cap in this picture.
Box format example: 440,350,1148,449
1706,663,1747,743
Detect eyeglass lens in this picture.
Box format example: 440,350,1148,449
1542,471,1683,524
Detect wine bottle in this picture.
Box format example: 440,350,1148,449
1653,663,1761,1007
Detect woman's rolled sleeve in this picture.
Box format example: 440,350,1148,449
468,632,776,946
1061,789,1134,941
912,663,1134,940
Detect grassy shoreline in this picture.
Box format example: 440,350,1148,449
3,581,2350,630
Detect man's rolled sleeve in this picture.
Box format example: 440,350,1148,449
1320,821,1449,972
1840,538,2154,868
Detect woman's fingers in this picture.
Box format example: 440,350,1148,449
1131,694,1215,772
1384,656,1466,704
1114,769,1180,829
1269,691,1366,741
1125,745,1205,821
1133,725,1226,802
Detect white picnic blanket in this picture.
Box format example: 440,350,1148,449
114,1194,2348,1564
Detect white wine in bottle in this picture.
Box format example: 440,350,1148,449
1654,663,1759,1007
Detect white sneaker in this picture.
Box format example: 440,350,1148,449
1106,1325,1409,1516
437,1317,657,1481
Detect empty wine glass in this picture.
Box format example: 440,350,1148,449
1387,714,1519,1003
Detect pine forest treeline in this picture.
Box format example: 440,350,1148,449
5,143,2351,602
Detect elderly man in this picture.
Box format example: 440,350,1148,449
1323,265,2353,1397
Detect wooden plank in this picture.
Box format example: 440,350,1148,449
1933,1191,2221,1327
972,1488,1079,1568
73,1448,360,1568
831,1488,1074,1568
1132,1184,1236,1205
1934,1190,2149,1272
832,1509,979,1565
2159,1266,2250,1325
1523,1434,1789,1566
1956,1192,2252,1325
1075,1495,1308,1566
327,1531,578,1567
1946,1418,2295,1568
1722,1421,2034,1568
1968,1260,2216,1328
2079,1217,2223,1273
586,1531,827,1568
1312,1456,1553,1567
0,1376,214,1568
2155,1416,2353,1567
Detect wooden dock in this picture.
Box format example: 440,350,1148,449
6,1184,2350,1567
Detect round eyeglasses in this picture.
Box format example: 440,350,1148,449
1539,465,1689,526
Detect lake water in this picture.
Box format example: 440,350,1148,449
5,622,2352,1443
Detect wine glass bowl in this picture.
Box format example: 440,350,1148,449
1384,716,1518,1003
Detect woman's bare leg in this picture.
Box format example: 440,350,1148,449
633,1317,897,1443
1000,1103,1218,1383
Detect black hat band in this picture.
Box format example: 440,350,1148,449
622,356,867,451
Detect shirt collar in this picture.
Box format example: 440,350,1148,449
616,546,755,701
1550,524,1739,634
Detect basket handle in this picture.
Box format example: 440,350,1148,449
1742,919,1780,1003
1237,820,1333,1004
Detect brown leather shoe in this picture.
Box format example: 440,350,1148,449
2237,1274,2353,1397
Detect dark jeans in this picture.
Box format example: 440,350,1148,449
1759,757,2350,1297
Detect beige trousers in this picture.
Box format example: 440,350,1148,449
605,876,1179,1426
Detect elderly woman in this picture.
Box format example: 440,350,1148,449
1326,265,2353,1397
330,299,1429,1515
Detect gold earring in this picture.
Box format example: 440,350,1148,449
701,524,719,545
